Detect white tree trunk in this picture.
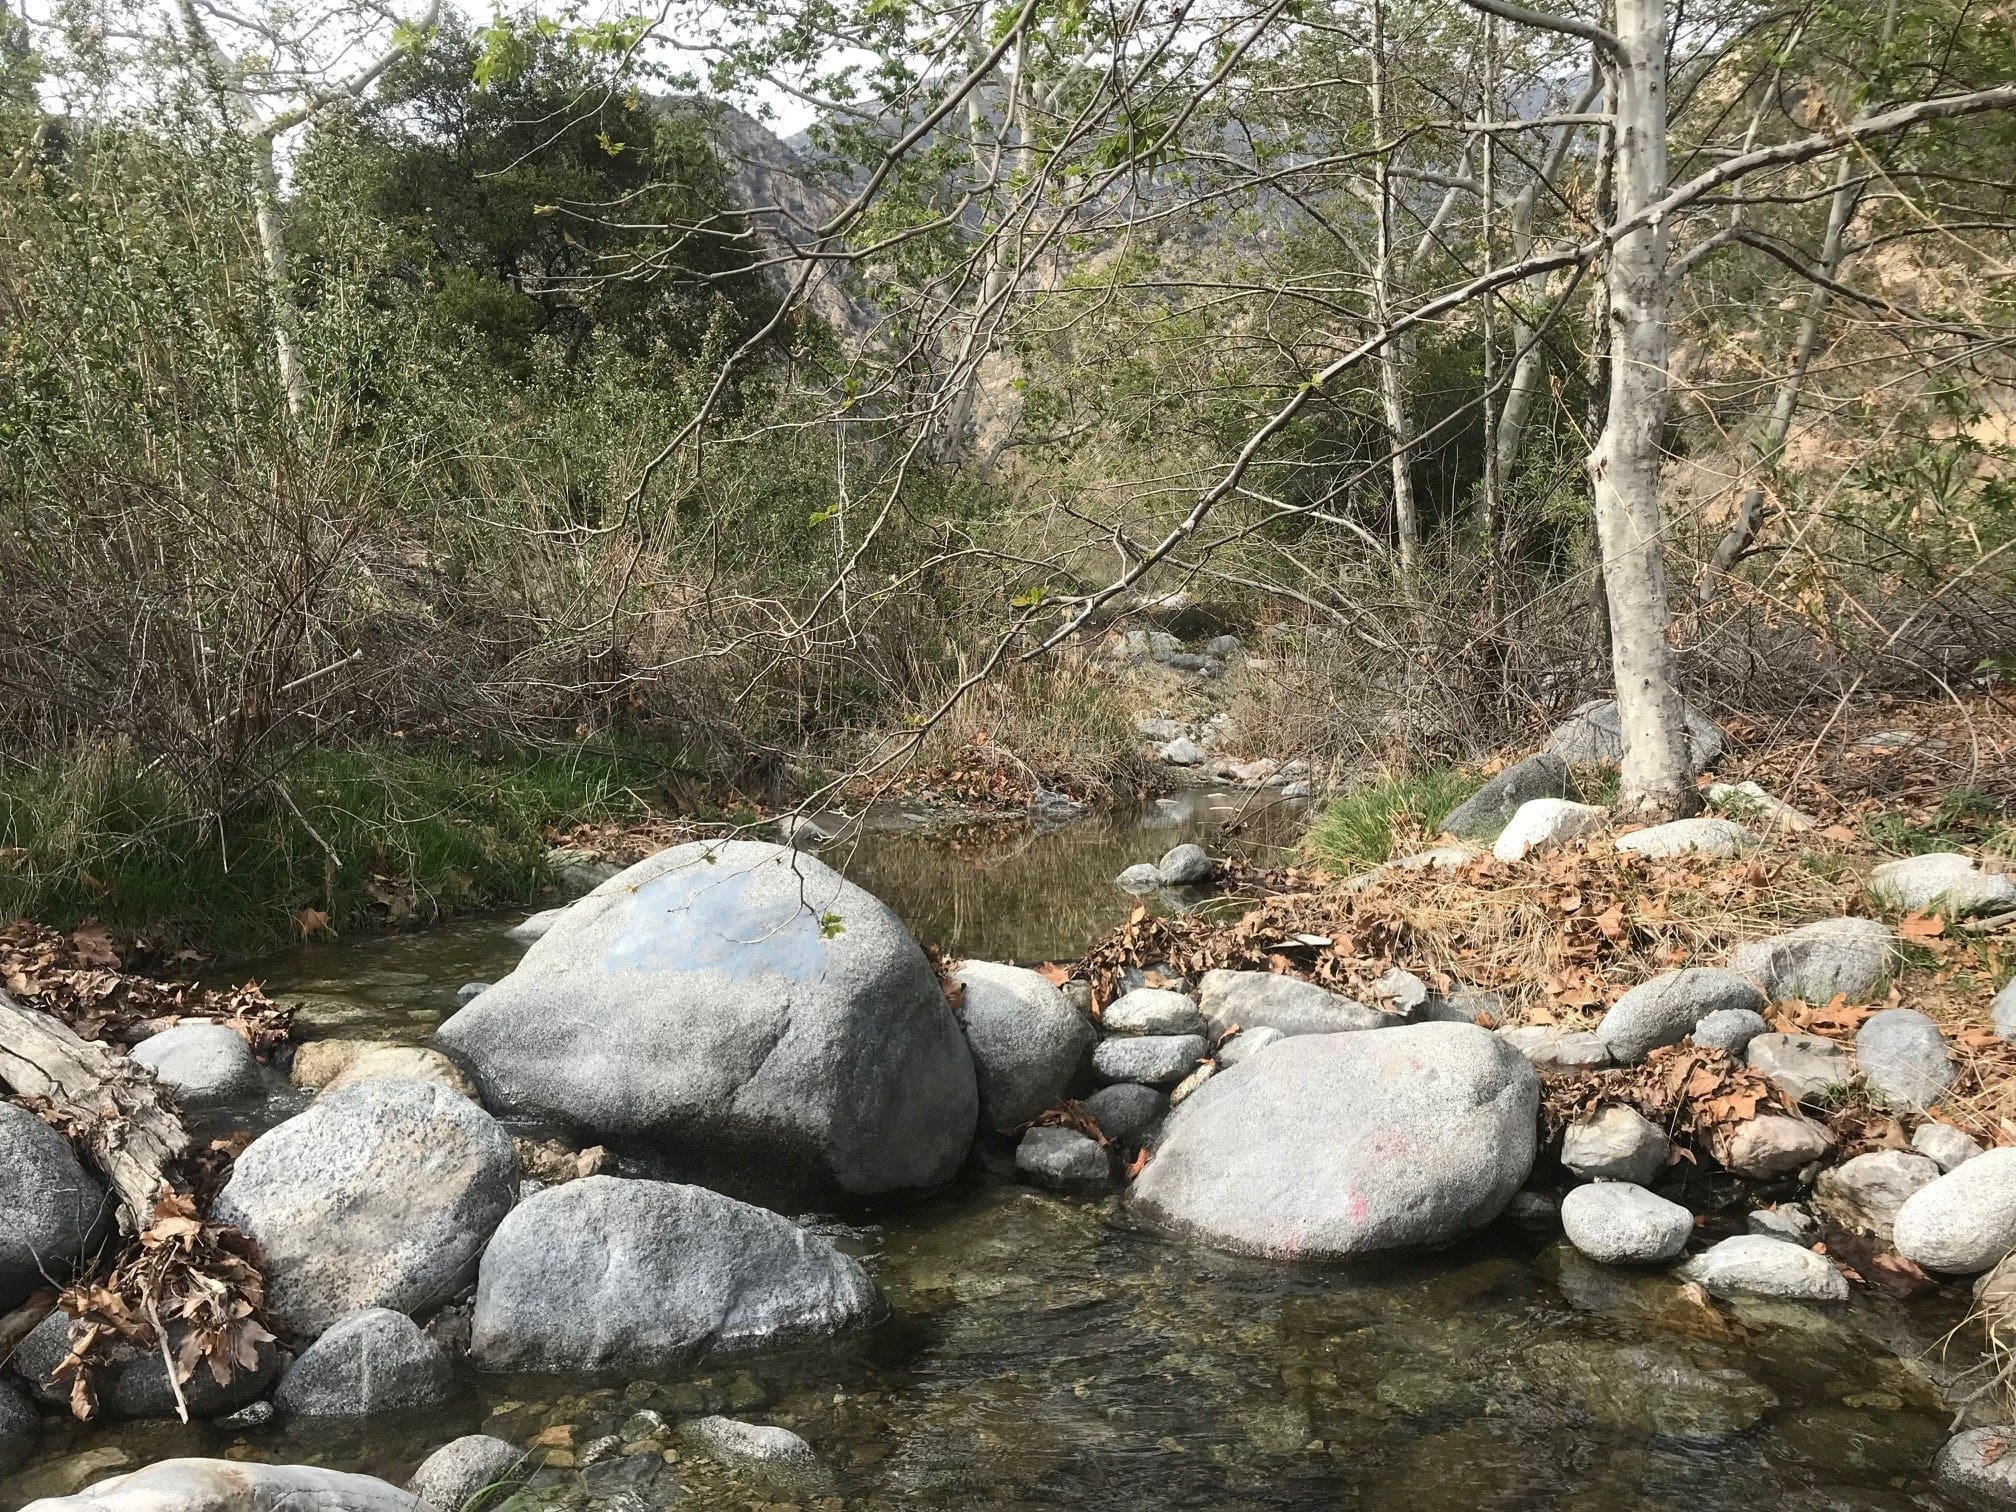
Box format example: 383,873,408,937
1587,0,1697,817
1369,0,1420,573
252,136,308,425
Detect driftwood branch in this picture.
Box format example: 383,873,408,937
0,991,189,1233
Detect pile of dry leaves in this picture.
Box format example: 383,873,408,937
0,922,292,1053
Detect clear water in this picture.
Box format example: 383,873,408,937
0,794,1982,1510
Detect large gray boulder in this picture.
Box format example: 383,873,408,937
1128,1023,1538,1261
439,841,978,1210
1194,969,1385,1037
1560,1182,1692,1265
16,1459,423,1511
407,1436,524,1510
213,1078,519,1339
15,1309,282,1420
470,1176,881,1373
0,1379,38,1475
949,962,1095,1132
273,1308,453,1417
1894,1148,2016,1274
1438,754,1573,840
1869,852,2016,918
1855,1008,1955,1111
0,1104,109,1309
1545,698,1725,775
1726,917,1892,1004
129,1023,263,1109
1596,969,1765,1062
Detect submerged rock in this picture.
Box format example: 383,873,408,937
1438,754,1573,840
1014,1126,1112,1193
1727,917,1893,1005
678,1415,821,1474
1521,1340,1773,1441
16,1458,424,1511
0,1103,109,1310
407,1435,524,1509
439,840,978,1211
1115,863,1165,896
470,1176,880,1373
1854,1008,1955,1111
129,1023,262,1109
1194,969,1384,1037
1597,969,1764,1062
1128,1023,1538,1261
1492,799,1606,862
950,961,1096,1133
213,1077,519,1338
1679,1235,1848,1303
1894,1148,2016,1274
16,1310,282,1421
273,1307,453,1418
1560,1182,1693,1265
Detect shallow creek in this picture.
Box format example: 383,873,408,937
0,793,1984,1510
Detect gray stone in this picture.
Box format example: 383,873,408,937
1998,978,2016,1039
1217,1025,1283,1066
1439,755,1574,840
1371,968,1430,1017
1746,1033,1853,1103
1855,1008,1955,1111
318,1046,476,1103
1117,963,1190,996
454,982,489,1007
1506,1190,1560,1227
507,906,566,944
1720,1114,1834,1179
1203,634,1245,659
1746,1204,1817,1243
274,1308,453,1418
1692,1008,1769,1055
0,1379,37,1475
439,841,978,1211
1082,1083,1167,1147
1706,781,1816,833
1493,799,1606,862
1597,969,1766,1062
15,1309,282,1420
1129,1023,1539,1261
1545,697,1726,775
1159,736,1206,766
1678,1235,1849,1303
547,845,621,895
1092,1034,1206,1087
1614,817,1760,860
1913,1121,1985,1172
1936,1427,2016,1506
1560,1182,1693,1265
1894,1148,2016,1274
950,962,1096,1133
678,1415,820,1474
1727,917,1893,1004
129,1023,262,1109
1560,1106,1670,1185
1157,843,1214,885
1812,1151,1940,1239
408,1435,524,1509
470,1176,880,1373
0,1103,109,1310
1102,988,1204,1037
1194,969,1385,1037
1014,1127,1112,1192
214,1078,519,1339
15,1459,425,1511
1499,1026,1612,1070
1115,863,1165,896
1869,852,2016,918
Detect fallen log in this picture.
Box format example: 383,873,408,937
0,989,188,1234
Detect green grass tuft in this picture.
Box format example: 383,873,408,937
0,739,694,957
1300,767,1485,871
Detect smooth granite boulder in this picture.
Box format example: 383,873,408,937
1560,1182,1693,1265
1894,1148,2016,1274
129,1023,262,1109
470,1176,881,1373
1869,852,2016,919
950,961,1096,1132
1545,698,1726,775
1128,1023,1538,1261
1439,755,1574,840
1193,969,1386,1037
1727,917,1893,1005
17,1459,423,1512
439,841,978,1210
273,1308,453,1417
1855,1008,1955,1111
15,1310,282,1421
1597,969,1765,1062
213,1078,519,1338
1493,799,1606,862
1678,1235,1849,1303
0,1103,109,1309
407,1436,524,1509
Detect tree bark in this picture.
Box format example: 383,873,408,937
0,993,187,1235
1369,0,1421,573
1587,0,1698,818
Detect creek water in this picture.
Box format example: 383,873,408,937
0,793,1982,1510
